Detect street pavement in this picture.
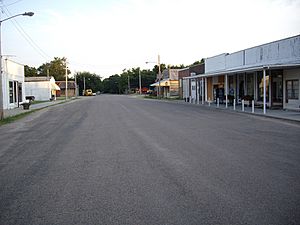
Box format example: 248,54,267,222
0,95,299,225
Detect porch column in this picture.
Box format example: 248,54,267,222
205,77,208,102
263,68,267,114
225,74,228,108
196,79,200,104
202,77,204,104
185,79,188,101
269,73,272,107
186,79,189,102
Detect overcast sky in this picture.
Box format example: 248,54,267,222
1,0,300,78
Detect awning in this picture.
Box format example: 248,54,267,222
51,83,61,91
150,79,170,87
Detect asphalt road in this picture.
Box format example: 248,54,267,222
0,95,299,225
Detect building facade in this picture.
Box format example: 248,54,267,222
56,81,77,97
25,76,60,101
179,63,205,103
150,69,180,98
1,59,25,109
184,35,300,112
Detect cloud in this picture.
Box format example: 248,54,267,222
8,0,300,77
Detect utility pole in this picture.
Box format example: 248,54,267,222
83,76,86,95
0,12,34,119
139,68,142,95
158,54,161,98
127,73,130,94
65,62,68,100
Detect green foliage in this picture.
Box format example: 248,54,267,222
168,64,186,69
37,57,71,81
24,65,38,77
24,56,206,95
75,71,102,95
191,58,205,66
102,67,157,94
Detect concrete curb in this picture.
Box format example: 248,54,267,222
140,97,300,124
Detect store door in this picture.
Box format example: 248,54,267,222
271,72,283,108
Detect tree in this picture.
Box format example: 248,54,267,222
24,65,38,77
37,57,71,81
191,58,205,66
75,71,102,95
102,75,123,94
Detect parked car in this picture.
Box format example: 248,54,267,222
84,89,93,96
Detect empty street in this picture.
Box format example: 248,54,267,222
0,95,299,225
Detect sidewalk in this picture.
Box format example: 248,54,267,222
180,100,300,123
3,99,67,119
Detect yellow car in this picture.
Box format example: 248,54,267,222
85,89,93,96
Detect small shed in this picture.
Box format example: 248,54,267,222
25,76,60,101
56,81,77,97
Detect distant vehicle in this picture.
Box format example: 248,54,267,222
92,93,96,96
84,89,93,96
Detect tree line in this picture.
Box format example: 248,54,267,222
24,57,204,95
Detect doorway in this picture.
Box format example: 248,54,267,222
271,71,283,108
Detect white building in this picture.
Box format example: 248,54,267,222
25,76,60,101
1,59,25,109
184,34,300,112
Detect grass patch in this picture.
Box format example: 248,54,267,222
0,109,38,126
31,100,49,105
56,97,66,100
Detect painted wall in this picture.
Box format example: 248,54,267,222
205,35,300,74
25,81,51,101
25,77,57,101
245,36,300,66
2,59,25,109
226,50,245,69
205,53,227,73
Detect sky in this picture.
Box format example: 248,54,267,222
1,0,300,78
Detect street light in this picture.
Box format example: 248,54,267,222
0,12,34,119
146,54,161,98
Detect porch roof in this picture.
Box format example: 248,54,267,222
183,63,300,79
51,83,61,91
150,79,171,87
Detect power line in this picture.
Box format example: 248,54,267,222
3,0,24,7
1,5,52,61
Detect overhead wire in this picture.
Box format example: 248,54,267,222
1,4,52,61
3,0,23,7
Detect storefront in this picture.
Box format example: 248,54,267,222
183,35,300,113
2,59,25,110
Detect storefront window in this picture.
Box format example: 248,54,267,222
271,71,283,103
18,83,23,102
9,81,14,103
238,74,244,99
228,76,235,96
286,80,299,99
246,73,254,97
257,71,269,102
14,81,18,103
